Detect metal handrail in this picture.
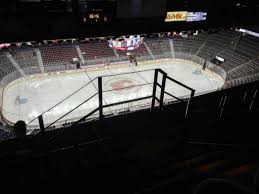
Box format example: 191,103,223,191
27,68,156,125
48,107,100,142
166,75,195,93
103,82,152,93
46,82,156,141
164,91,185,103
103,96,153,109
101,68,156,78
45,93,98,129
29,68,197,133
48,96,154,142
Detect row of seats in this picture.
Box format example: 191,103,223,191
79,41,115,60
12,49,41,75
40,46,79,72
173,33,208,55
0,129,15,142
236,35,259,58
0,53,21,86
0,31,259,87
144,38,171,56
228,59,259,80
166,31,258,84
219,49,250,71
197,31,239,61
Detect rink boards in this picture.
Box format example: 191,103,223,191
1,58,225,130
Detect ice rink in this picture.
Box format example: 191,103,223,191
1,59,225,129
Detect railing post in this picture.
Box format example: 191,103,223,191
219,95,227,118
159,71,167,111
242,91,247,103
185,90,195,119
98,77,103,119
38,115,45,133
151,69,159,111
249,89,257,111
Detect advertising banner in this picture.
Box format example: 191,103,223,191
164,11,188,22
187,12,207,22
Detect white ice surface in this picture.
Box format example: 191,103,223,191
2,59,224,129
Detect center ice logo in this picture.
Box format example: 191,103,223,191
105,77,142,94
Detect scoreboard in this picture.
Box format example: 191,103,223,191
82,12,109,23
79,0,116,23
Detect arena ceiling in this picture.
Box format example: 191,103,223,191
0,0,259,42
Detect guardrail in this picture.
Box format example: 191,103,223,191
29,68,195,135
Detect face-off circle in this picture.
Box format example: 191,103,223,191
104,77,142,94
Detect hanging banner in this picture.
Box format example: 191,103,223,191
108,35,144,51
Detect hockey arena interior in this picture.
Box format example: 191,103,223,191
0,0,259,193
1,29,258,134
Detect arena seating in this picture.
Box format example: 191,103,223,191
0,32,258,89
219,49,250,72
179,35,205,54
228,58,259,80
40,46,79,72
79,41,115,61
0,129,14,142
0,30,258,88
144,38,171,56
197,31,237,60
0,29,258,102
171,33,208,54
0,53,21,85
236,35,259,58
134,43,150,57
168,31,259,83
12,49,41,75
